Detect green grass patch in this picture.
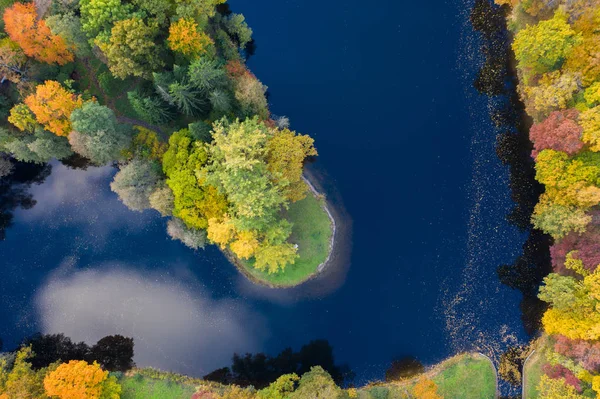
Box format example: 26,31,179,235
523,336,552,399
433,354,496,399
239,190,333,287
119,374,197,399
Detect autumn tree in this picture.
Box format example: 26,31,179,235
565,35,600,87
98,17,164,79
24,81,83,137
1,346,48,399
513,10,581,77
287,367,344,399
529,109,584,157
537,375,585,399
257,374,299,399
551,223,600,273
3,2,74,65
522,71,581,121
168,18,213,58
579,106,600,151
8,103,36,132
0,38,27,84
412,377,442,399
266,128,317,202
532,195,591,239
43,360,121,399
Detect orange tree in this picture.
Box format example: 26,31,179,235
24,81,84,137
168,18,213,58
3,2,73,65
43,360,121,399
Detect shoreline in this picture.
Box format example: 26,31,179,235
224,171,339,289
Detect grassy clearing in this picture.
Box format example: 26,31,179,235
433,354,496,399
119,374,197,399
239,190,333,287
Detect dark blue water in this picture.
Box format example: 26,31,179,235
0,0,527,385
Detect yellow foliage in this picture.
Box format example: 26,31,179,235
8,103,36,132
43,360,119,399
542,306,600,340
24,81,83,137
207,216,236,248
412,377,442,399
230,230,259,259
538,375,584,399
565,251,589,276
347,388,358,398
592,375,600,395
168,18,213,58
580,106,600,151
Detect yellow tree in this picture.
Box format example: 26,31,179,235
43,360,121,399
8,104,36,132
412,377,442,399
24,81,83,137
168,18,213,58
266,128,317,202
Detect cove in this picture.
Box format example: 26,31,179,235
0,0,530,386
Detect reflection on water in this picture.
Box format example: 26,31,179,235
36,258,266,376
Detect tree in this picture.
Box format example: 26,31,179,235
254,242,298,274
529,109,584,157
163,129,227,229
168,18,213,58
551,225,600,273
131,0,174,25
266,128,317,202
257,374,299,399
27,129,73,161
207,216,236,248
70,101,131,165
8,103,36,132
223,14,253,49
110,158,163,211
173,0,226,21
188,58,226,92
0,37,27,84
537,375,584,399
24,81,83,137
513,10,581,76
579,106,600,151
1,346,48,399
166,217,206,249
90,335,134,372
21,333,89,370
565,35,600,87
79,0,132,39
43,360,121,399
554,335,600,372
126,126,168,161
149,185,174,216
45,12,92,58
288,367,343,399
412,377,442,399
522,71,581,121
532,195,591,239
98,17,164,79
3,2,74,65
127,90,173,125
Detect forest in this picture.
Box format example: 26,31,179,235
490,0,600,397
0,0,333,286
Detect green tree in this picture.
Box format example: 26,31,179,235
45,12,92,58
110,158,163,211
127,90,173,125
288,367,344,399
79,0,132,39
532,194,591,239
70,102,131,165
2,346,48,399
98,17,164,79
258,373,299,399
166,217,206,249
513,10,582,76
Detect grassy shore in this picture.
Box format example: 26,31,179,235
523,336,551,399
119,374,197,399
358,353,497,399
237,189,333,287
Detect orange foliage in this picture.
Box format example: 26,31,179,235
44,361,108,399
3,2,73,65
413,377,442,399
24,81,83,137
168,18,213,58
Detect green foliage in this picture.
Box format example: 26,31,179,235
223,14,253,49
127,90,174,125
188,58,227,92
45,12,92,58
532,195,591,239
258,374,299,399
70,102,132,165
1,346,50,399
98,17,165,79
118,372,197,399
513,10,582,76
79,0,132,39
110,158,163,211
166,217,206,249
288,366,344,399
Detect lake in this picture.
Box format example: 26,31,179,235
0,0,530,386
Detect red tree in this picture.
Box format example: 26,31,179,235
551,225,600,273
542,363,582,392
554,335,600,371
529,109,584,158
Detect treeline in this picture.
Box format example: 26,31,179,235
496,0,600,397
0,0,319,275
